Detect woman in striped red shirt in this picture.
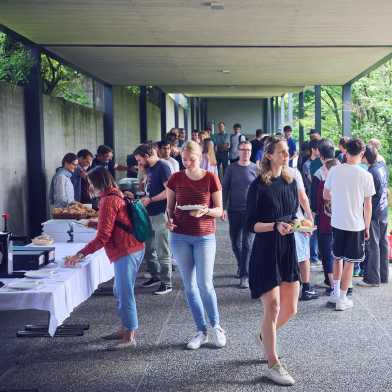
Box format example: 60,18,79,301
166,141,226,350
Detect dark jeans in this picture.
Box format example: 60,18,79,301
363,219,389,284
310,225,319,263
228,210,255,278
318,231,334,285
216,152,229,178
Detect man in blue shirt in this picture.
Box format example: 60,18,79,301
213,121,230,177
283,125,297,167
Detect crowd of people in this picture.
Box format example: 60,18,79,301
49,121,390,386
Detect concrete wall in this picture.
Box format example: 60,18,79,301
0,83,29,235
147,101,161,142
43,95,104,192
113,87,140,172
166,95,175,131
206,98,263,138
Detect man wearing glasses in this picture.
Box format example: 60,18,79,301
222,141,257,289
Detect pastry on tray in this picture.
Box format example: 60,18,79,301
32,234,54,246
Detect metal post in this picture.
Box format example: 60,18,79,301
280,95,285,128
139,86,148,143
288,93,293,126
262,98,268,131
24,45,47,237
266,98,272,133
275,97,280,132
299,92,305,147
160,89,167,140
174,95,179,128
342,83,352,137
184,96,189,133
270,98,275,133
315,85,321,134
190,97,195,130
103,84,114,149
196,98,200,130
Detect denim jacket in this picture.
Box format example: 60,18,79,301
49,167,75,208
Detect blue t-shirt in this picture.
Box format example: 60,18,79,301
368,162,389,222
146,160,172,216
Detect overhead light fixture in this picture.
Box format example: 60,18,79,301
219,69,231,74
204,1,224,10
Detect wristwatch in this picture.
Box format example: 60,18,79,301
76,252,85,260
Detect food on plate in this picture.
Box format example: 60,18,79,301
289,219,315,232
176,204,206,211
52,202,98,220
32,234,54,245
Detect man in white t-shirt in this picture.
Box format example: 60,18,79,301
158,140,180,174
324,138,375,311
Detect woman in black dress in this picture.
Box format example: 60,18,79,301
246,136,299,386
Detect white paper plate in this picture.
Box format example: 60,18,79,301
25,270,56,279
295,226,316,233
177,205,205,211
7,280,42,290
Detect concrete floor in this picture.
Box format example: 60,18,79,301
1,221,392,392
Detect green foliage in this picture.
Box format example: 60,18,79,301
0,33,34,85
0,32,92,107
126,85,140,96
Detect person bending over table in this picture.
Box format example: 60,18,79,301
65,166,145,349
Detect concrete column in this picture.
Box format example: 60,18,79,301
275,97,280,132
342,83,352,136
160,89,167,140
270,98,275,133
280,95,285,129
174,95,179,128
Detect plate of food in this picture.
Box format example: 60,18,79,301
32,234,54,246
290,219,316,233
176,204,206,211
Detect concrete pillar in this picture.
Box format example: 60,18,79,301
280,95,285,129
275,97,280,132
160,89,167,140
270,98,275,133
174,95,179,128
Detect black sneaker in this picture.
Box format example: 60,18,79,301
347,287,353,296
154,283,173,295
300,288,320,301
141,277,161,288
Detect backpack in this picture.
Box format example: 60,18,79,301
110,193,153,242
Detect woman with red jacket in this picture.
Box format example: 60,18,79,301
65,167,145,349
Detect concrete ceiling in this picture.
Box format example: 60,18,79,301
1,0,392,97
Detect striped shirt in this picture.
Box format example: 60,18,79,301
167,171,221,236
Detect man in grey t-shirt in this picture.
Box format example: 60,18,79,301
222,141,257,288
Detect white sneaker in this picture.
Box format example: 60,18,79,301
265,362,295,386
211,326,226,348
336,297,354,311
239,277,249,289
186,331,208,350
107,339,137,350
327,294,339,307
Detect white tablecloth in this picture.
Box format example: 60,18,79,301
0,243,114,336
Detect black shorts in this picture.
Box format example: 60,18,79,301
332,227,365,263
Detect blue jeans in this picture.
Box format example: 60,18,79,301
113,250,145,331
170,233,220,332
310,228,319,262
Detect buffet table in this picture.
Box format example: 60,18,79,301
0,243,114,336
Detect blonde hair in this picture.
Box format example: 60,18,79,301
260,136,293,185
182,140,202,159
202,139,217,165
368,138,381,151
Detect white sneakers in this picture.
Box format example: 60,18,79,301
265,362,295,386
186,327,227,350
211,326,227,348
186,331,209,350
336,297,354,311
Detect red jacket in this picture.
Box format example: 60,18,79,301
80,187,144,262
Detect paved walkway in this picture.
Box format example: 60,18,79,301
1,221,392,391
